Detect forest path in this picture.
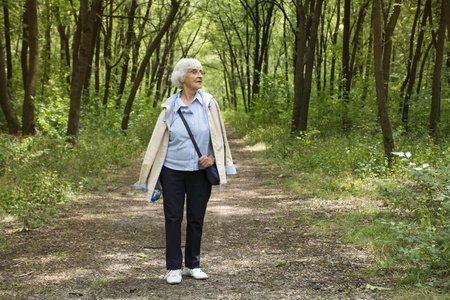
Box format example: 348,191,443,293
0,131,392,299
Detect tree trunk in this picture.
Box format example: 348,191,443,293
121,0,181,132
382,0,401,100
329,0,340,94
153,26,178,108
0,36,21,134
350,0,370,83
372,0,395,163
82,8,102,103
22,0,39,135
67,0,103,145
402,0,430,128
444,0,450,33
57,13,71,85
292,0,323,133
21,5,29,91
342,0,351,130
3,0,13,80
117,0,138,107
42,0,51,87
102,0,114,106
429,0,445,140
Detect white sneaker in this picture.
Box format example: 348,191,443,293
166,269,182,284
182,267,208,280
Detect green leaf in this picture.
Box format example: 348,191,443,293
365,284,389,290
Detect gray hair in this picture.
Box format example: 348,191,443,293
170,58,202,89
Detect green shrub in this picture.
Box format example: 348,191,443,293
375,152,449,273
0,171,69,230
0,101,160,230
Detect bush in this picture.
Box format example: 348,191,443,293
0,171,69,230
0,101,159,230
375,152,449,273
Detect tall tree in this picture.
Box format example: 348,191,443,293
429,0,446,140
401,0,431,128
67,0,103,145
382,0,401,101
22,0,39,135
240,0,276,107
102,0,115,106
121,0,181,131
444,0,450,33
2,0,13,80
291,0,324,133
0,36,21,134
116,0,138,106
56,5,71,86
372,0,395,163
329,0,340,94
341,0,351,130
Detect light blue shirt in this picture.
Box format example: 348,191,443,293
164,92,211,171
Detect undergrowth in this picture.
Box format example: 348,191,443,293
226,109,450,296
0,100,156,231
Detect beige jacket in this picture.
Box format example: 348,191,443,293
135,91,236,201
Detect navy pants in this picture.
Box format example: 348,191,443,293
160,166,211,270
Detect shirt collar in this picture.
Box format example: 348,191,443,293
174,91,203,112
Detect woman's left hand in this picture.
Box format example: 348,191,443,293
199,155,214,168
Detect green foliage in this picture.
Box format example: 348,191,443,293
0,171,68,230
250,73,293,127
374,152,449,273
227,85,449,293
0,99,158,230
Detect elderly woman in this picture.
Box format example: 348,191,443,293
135,58,236,284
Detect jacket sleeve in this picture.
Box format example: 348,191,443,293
135,110,167,192
211,99,236,176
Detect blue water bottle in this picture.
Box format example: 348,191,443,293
151,188,161,202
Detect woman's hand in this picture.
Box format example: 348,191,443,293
199,155,214,168
156,179,163,191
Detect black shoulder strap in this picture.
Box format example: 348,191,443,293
177,110,202,158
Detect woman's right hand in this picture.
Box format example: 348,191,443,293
156,179,163,191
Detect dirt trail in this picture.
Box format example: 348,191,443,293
0,133,391,299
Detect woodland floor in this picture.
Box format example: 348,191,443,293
0,132,394,299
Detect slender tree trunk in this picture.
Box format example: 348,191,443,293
402,0,430,128
57,17,71,85
121,0,181,132
416,39,433,95
444,0,450,33
42,0,51,87
3,0,13,80
0,37,21,134
82,8,102,103
21,5,29,91
350,0,370,82
22,0,39,135
153,26,178,108
372,0,395,163
342,0,351,130
102,0,114,106
330,0,340,94
117,0,138,107
67,0,103,145
429,0,445,140
94,27,101,95
292,2,306,133
382,0,401,101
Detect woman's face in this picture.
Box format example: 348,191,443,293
182,67,203,91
